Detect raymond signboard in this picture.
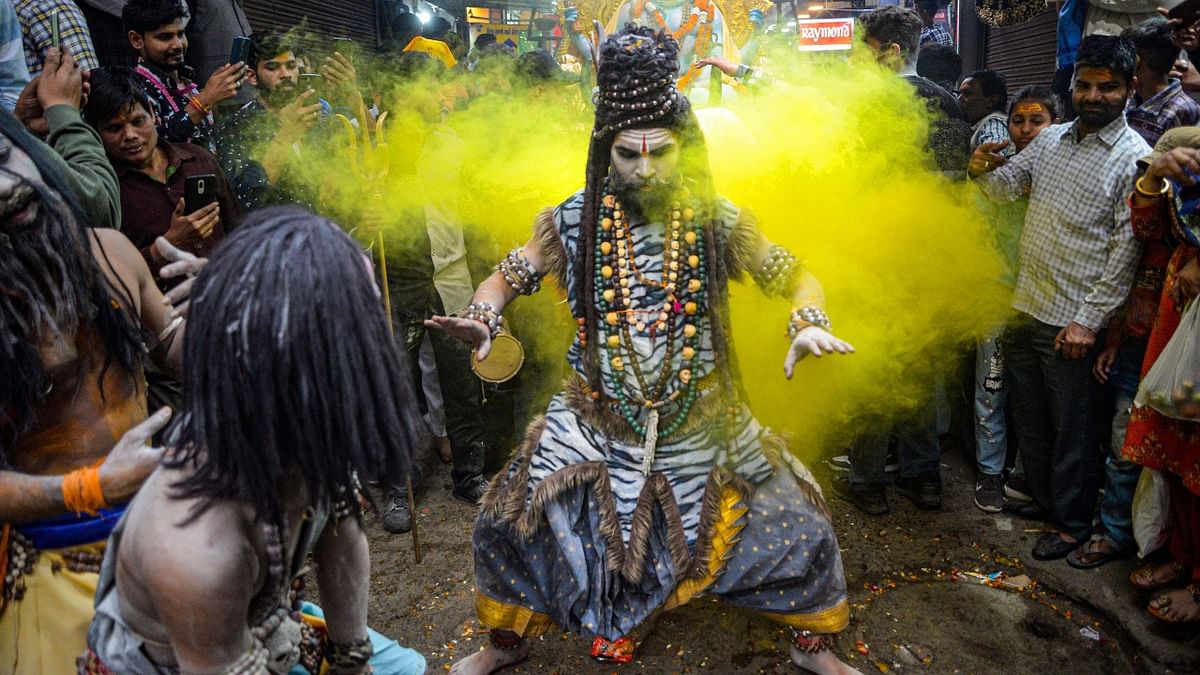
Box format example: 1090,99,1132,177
796,18,854,51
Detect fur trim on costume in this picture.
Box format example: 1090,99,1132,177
534,208,568,289
723,207,764,281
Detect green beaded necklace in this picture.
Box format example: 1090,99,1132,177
594,182,707,440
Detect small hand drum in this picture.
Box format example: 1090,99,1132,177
471,332,525,383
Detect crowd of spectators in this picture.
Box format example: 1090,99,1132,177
1,0,1199,671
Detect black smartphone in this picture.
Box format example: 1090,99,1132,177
1169,0,1200,29
184,174,218,214
230,36,251,66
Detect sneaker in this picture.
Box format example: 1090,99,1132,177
974,473,1005,513
452,475,489,505
894,475,942,510
1004,473,1032,503
831,475,890,515
828,455,900,474
382,488,412,534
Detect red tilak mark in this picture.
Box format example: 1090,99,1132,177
641,133,649,156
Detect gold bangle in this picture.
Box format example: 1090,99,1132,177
1135,175,1170,198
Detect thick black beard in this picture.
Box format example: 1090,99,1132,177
610,174,680,220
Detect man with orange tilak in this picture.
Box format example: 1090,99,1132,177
0,47,198,675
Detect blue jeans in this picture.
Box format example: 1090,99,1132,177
1096,341,1148,551
975,327,1008,476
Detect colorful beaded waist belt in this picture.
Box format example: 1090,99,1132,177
14,505,126,550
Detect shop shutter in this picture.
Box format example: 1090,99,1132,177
983,6,1058,90
242,0,379,49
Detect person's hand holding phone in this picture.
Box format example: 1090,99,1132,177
1160,5,1200,49
197,62,246,111
277,89,322,139
38,47,83,110
320,51,359,105
164,198,220,251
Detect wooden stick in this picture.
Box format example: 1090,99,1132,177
377,232,422,564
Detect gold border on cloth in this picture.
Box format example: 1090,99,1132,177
474,592,557,637
757,599,851,634
662,484,747,610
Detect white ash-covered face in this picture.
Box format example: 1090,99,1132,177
609,127,680,198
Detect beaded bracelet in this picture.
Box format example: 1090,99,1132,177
324,635,373,672
462,302,503,340
751,244,799,297
498,249,542,296
787,306,831,339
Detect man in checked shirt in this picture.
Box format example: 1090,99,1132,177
970,34,1150,562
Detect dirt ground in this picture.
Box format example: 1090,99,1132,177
356,434,1197,674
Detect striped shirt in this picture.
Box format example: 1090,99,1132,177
975,116,1150,331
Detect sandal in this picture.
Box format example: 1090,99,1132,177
1147,584,1200,623
1130,560,1186,590
1067,538,1129,570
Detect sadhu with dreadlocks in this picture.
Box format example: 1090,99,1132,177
0,54,200,673
80,207,428,674
430,26,860,675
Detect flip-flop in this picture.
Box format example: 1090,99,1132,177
1130,560,1186,590
1147,584,1200,623
1066,539,1128,570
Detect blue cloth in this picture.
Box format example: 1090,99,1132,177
975,326,1009,476
1056,0,1087,70
289,602,426,675
1097,393,1140,551
0,0,29,111
15,505,126,550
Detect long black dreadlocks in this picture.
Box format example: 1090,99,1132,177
577,25,743,419
163,206,418,525
0,110,144,455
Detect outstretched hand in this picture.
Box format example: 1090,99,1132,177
784,327,854,379
968,140,1010,178
425,315,493,360
155,237,207,320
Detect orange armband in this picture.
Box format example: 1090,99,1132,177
62,461,108,516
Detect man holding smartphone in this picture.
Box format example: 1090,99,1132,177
84,66,239,285
214,30,359,211
121,0,246,152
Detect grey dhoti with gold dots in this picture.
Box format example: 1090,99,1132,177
472,398,850,641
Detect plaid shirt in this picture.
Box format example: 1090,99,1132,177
976,116,1150,331
920,23,953,47
970,111,1012,153
14,0,98,77
1124,80,1200,147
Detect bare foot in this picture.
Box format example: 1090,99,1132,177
437,435,452,464
1147,587,1200,623
449,641,530,675
790,643,863,675
1130,560,1185,590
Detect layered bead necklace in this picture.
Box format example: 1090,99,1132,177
592,181,707,454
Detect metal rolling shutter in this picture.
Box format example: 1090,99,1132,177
983,6,1058,90
242,0,379,49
